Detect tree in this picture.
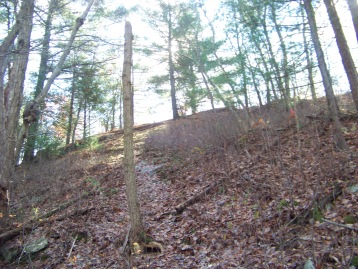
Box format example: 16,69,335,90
143,1,185,120
323,0,358,111
174,4,211,113
222,0,282,105
346,0,358,42
122,21,145,244
303,0,348,151
14,0,96,162
66,57,78,145
300,1,316,101
167,3,180,120
0,0,35,227
22,0,58,162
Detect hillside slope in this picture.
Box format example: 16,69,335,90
1,97,357,268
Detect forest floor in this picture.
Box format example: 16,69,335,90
1,94,357,269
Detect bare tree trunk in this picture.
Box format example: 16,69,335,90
83,98,87,139
66,66,76,145
111,88,116,130
261,7,288,107
72,100,82,144
324,0,358,112
303,0,348,151
346,0,358,43
122,21,145,244
247,64,263,107
270,2,290,103
168,8,180,120
300,1,317,101
0,0,35,228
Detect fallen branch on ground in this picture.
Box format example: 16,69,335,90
120,225,131,254
175,178,224,214
0,190,97,245
67,234,78,259
289,183,343,225
156,178,224,219
321,218,358,231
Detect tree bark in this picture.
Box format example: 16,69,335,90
72,100,83,144
66,65,76,145
168,7,180,120
324,0,358,112
122,21,145,244
300,1,317,101
111,87,117,130
303,0,348,151
0,0,35,228
119,89,123,129
83,98,87,139
346,0,358,43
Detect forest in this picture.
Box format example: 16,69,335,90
0,0,357,268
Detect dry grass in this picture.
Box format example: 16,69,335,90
144,109,245,152
143,95,348,154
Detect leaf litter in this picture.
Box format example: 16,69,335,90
2,102,358,269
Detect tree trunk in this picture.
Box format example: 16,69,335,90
230,10,249,109
66,67,76,145
122,21,145,244
270,2,290,103
72,100,82,144
346,0,358,43
324,0,358,112
88,107,91,137
303,0,348,151
111,88,116,130
168,8,180,120
194,33,214,109
261,8,286,105
247,64,263,107
0,0,35,228
23,0,57,162
83,98,87,139
300,1,317,101
202,10,250,123
119,89,123,129
251,36,278,103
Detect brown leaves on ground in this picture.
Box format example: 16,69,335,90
2,97,358,268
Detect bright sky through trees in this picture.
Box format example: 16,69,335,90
20,0,357,130
113,0,356,124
